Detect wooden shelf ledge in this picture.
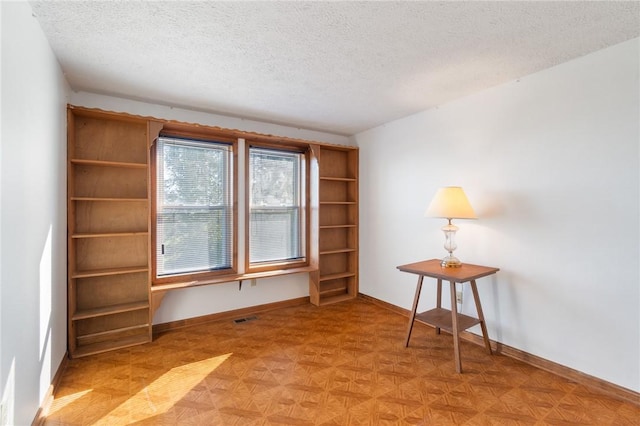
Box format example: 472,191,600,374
319,272,356,282
151,265,318,293
318,294,354,306
76,324,150,341
71,159,147,169
72,266,149,279
319,201,356,205
319,176,356,182
73,334,150,358
73,301,149,320
71,197,148,202
72,232,148,239
320,248,356,255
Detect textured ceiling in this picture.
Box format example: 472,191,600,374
30,1,640,136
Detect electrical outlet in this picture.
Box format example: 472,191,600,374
456,290,463,304
251,279,257,287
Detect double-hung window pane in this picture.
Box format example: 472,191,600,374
249,147,305,264
156,137,233,277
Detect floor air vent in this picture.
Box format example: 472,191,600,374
233,315,258,324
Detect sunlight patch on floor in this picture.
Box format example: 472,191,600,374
48,389,92,416
93,353,232,425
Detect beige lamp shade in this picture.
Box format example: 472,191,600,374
425,186,477,219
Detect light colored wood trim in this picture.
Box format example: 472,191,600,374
243,139,250,274
358,293,640,406
147,120,164,341
67,109,78,356
244,141,312,274
309,271,321,306
150,138,239,287
72,266,149,279
70,159,147,168
152,296,310,334
319,176,357,182
319,271,356,281
151,265,317,293
73,334,150,358
147,120,165,150
318,293,353,306
72,232,149,239
67,105,148,124
149,133,159,290
72,301,149,320
70,197,148,202
230,139,239,276
68,105,359,151
31,353,69,426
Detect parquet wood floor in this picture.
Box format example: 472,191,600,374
45,299,639,425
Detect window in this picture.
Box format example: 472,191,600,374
153,134,309,285
248,146,306,268
155,136,234,279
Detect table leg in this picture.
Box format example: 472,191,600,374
449,280,462,373
404,275,424,347
470,280,492,354
435,278,442,335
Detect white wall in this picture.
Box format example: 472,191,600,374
1,2,70,425
70,92,351,324
355,38,639,392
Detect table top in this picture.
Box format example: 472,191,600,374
397,259,499,282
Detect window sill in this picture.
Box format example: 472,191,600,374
151,265,318,293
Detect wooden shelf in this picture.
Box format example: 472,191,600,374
319,272,356,282
320,176,356,182
319,286,347,297
318,294,354,306
320,201,356,205
73,333,150,358
71,159,147,169
71,197,148,202
76,324,150,341
72,266,148,279
151,265,317,293
72,232,148,239
414,308,481,333
320,248,356,255
72,301,149,320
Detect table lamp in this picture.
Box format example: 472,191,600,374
425,186,477,268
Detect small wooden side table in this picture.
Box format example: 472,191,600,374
397,259,499,373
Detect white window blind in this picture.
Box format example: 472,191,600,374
249,147,305,264
156,137,233,277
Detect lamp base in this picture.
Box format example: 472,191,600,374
440,255,462,268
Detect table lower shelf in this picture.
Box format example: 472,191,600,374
415,308,481,333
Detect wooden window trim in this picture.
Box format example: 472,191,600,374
244,141,311,274
151,132,239,286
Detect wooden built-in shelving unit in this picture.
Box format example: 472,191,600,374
67,106,359,356
67,109,152,357
310,146,359,306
